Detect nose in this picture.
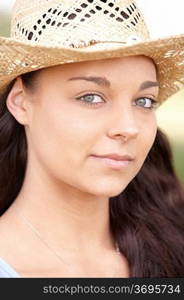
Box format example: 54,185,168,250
107,104,139,142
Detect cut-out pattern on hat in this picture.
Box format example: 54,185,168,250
1,0,184,104
11,0,149,48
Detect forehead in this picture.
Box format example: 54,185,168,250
39,55,157,83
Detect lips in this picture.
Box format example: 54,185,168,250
91,153,134,161
91,153,134,170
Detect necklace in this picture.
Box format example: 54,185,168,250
16,211,121,276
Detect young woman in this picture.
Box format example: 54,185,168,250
0,0,184,278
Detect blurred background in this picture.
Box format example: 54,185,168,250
0,0,184,181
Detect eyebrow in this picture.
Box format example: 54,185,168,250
139,81,159,90
68,76,110,87
68,76,159,90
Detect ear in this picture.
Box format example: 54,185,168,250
6,77,29,125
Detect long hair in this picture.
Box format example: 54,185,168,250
0,72,184,277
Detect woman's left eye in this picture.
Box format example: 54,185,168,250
76,94,104,106
135,97,158,109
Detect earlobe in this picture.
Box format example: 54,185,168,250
6,77,28,125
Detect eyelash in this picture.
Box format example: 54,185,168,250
76,93,158,110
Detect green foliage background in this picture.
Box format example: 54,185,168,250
0,12,11,36
171,142,184,181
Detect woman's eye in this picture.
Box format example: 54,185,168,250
135,97,158,110
76,94,104,106
76,94,159,110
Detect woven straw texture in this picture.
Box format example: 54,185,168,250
0,0,184,102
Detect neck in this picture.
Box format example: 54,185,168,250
9,160,115,253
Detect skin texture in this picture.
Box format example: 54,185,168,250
0,56,159,277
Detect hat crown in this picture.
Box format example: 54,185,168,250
11,0,150,48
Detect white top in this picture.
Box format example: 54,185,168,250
0,258,21,278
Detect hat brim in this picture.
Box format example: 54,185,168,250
0,34,184,102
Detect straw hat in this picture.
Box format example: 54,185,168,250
0,0,184,102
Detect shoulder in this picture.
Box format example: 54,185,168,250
0,212,21,277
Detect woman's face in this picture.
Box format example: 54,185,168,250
21,56,159,197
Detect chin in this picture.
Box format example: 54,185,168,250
87,180,129,198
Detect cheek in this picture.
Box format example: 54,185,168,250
123,118,157,188
138,116,157,160
28,104,100,175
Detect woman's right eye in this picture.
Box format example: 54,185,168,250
76,93,105,106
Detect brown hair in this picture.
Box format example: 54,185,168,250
0,71,184,277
